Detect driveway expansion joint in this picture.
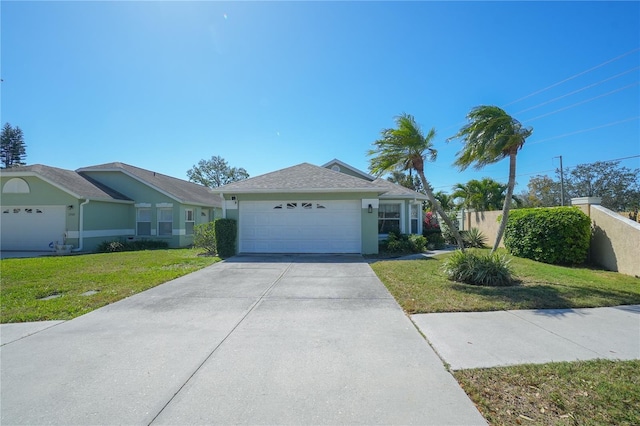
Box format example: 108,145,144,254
147,262,295,425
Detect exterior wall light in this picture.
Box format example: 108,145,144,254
368,204,373,213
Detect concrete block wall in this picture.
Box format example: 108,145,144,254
455,199,640,277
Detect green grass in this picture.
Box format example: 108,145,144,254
454,359,640,425
1,249,219,323
370,249,640,313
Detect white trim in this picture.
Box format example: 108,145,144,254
225,199,238,210
156,203,173,208
67,229,135,238
378,201,404,234
361,199,379,209
173,229,185,236
135,203,152,208
321,159,376,181
571,197,602,205
211,188,385,194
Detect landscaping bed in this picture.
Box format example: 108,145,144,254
370,250,640,314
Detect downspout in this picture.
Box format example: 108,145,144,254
72,199,90,252
220,193,226,219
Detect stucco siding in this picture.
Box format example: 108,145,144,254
590,205,640,276
1,176,77,206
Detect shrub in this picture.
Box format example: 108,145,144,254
214,219,237,258
463,227,487,248
442,250,514,286
96,239,168,253
380,232,427,254
440,212,461,245
193,222,217,255
504,207,591,265
425,232,446,249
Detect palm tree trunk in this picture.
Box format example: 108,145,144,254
492,151,517,253
417,171,466,251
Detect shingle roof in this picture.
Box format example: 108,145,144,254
212,163,387,194
372,178,429,200
2,164,132,201
77,162,221,207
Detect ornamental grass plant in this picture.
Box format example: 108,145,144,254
442,249,514,286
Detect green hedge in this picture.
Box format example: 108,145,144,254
214,219,237,258
504,207,591,265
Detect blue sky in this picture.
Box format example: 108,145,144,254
2,1,639,194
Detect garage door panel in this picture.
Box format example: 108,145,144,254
239,200,361,253
1,206,66,251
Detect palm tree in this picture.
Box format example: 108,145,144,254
452,177,514,211
368,113,465,250
433,191,456,212
449,105,533,253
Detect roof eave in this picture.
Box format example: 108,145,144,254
211,187,387,194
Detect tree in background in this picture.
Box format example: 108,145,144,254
368,113,465,250
187,155,249,188
1,123,27,168
563,160,640,211
386,170,423,193
520,175,562,207
452,177,513,211
519,161,639,211
450,105,532,253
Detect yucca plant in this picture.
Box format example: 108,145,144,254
463,227,488,248
442,250,514,286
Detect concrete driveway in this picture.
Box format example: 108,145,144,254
0,254,485,425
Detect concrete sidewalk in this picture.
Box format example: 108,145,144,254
412,305,640,370
0,255,486,425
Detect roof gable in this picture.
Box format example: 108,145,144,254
77,162,221,207
2,164,132,202
321,159,375,181
212,163,387,194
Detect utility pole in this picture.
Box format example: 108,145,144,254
554,155,565,206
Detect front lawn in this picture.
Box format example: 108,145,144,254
455,359,640,426
370,250,640,313
1,249,219,323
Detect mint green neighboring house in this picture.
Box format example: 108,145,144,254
1,163,222,252
212,159,427,255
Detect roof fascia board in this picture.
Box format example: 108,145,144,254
211,188,387,194
321,159,376,181
379,194,428,200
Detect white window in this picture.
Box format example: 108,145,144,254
158,208,173,236
378,204,401,234
185,209,194,235
137,208,151,236
411,204,420,234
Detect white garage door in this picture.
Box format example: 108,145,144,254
239,200,361,253
1,206,66,251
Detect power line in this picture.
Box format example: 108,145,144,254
513,66,640,116
523,81,639,123
431,154,640,191
502,47,640,107
527,116,640,146
440,48,640,133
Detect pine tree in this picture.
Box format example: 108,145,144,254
1,123,27,168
